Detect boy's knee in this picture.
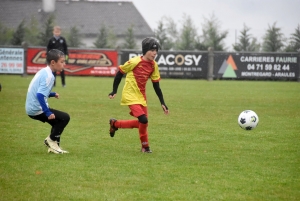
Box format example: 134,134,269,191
138,114,148,124
63,112,70,123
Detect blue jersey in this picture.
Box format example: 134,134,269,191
25,66,55,116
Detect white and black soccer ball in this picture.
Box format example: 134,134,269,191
238,110,259,130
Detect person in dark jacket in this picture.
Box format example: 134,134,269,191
47,26,69,87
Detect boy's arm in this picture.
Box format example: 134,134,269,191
49,92,56,97
108,71,123,98
152,82,169,114
36,93,52,117
49,92,59,99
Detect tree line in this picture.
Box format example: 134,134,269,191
1,14,299,52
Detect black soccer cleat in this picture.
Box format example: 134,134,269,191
109,118,118,137
141,147,152,153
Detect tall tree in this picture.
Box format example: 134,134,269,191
106,29,117,49
194,37,208,51
164,17,178,50
11,19,26,45
38,14,55,46
92,25,116,49
200,14,228,51
24,16,40,46
262,22,285,52
285,24,300,52
123,25,137,49
233,24,260,52
0,22,13,45
67,26,82,48
177,14,198,50
154,20,173,50
94,25,108,48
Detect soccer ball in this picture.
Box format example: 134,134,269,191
238,110,259,130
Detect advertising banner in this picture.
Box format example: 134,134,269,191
0,48,24,74
121,50,208,79
214,52,299,80
27,47,118,76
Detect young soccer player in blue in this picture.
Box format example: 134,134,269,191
25,49,70,154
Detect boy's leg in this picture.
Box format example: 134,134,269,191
48,108,70,143
129,105,150,150
109,119,139,137
28,109,69,154
53,72,57,87
112,105,147,130
61,70,65,86
110,105,151,152
114,120,139,129
109,105,141,137
138,114,149,149
30,109,70,145
47,109,70,153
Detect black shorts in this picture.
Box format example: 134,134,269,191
28,108,69,124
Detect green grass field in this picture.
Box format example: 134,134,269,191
0,75,299,201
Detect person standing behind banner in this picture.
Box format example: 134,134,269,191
47,26,69,87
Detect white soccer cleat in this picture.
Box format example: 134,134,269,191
44,136,63,154
48,148,69,154
59,148,69,154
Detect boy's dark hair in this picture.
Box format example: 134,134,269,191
142,37,161,55
46,49,65,65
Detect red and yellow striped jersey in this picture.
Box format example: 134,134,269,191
119,56,160,106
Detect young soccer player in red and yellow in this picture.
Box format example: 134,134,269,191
108,37,169,153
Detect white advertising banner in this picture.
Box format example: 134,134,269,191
0,48,24,74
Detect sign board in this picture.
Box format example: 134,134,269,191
0,48,24,74
214,52,299,80
120,50,208,79
27,47,118,76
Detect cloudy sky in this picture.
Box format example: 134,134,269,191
131,0,300,50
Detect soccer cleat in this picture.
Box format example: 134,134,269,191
59,147,69,153
44,136,63,154
141,147,152,153
47,148,62,154
48,148,69,154
109,118,118,137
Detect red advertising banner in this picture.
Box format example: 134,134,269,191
27,47,118,76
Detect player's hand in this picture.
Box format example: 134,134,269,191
162,104,169,115
48,113,55,120
55,93,59,99
108,92,116,99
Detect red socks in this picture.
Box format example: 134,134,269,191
114,120,139,129
139,123,149,148
114,120,149,148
